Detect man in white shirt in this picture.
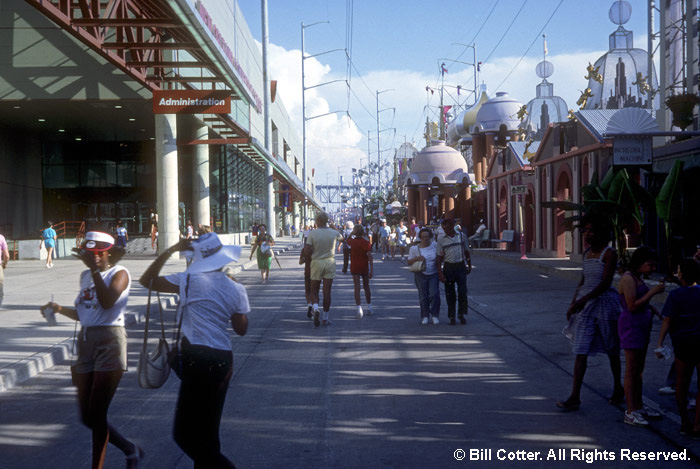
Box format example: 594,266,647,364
436,218,472,325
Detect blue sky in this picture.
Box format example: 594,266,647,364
238,0,653,186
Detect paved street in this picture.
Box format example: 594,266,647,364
1,244,699,468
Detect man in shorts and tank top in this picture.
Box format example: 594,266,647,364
303,212,343,326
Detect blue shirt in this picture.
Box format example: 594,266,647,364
42,228,56,247
662,285,700,342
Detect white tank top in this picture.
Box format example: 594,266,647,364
74,265,131,327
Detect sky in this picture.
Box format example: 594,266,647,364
237,0,654,188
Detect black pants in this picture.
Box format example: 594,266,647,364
443,262,468,319
342,246,350,273
173,338,235,469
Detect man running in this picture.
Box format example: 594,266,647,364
303,212,343,326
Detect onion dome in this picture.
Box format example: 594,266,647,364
521,59,568,140
583,1,658,110
446,84,490,145
474,92,523,133
406,140,470,186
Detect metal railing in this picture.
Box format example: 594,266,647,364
53,221,86,248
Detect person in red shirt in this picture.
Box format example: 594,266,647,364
347,225,373,318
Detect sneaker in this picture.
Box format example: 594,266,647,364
658,386,675,395
322,319,332,326
642,405,662,419
313,310,320,327
421,317,429,325
366,306,373,316
307,306,313,319
431,316,440,325
357,306,364,319
624,410,649,427
458,314,466,325
449,317,456,326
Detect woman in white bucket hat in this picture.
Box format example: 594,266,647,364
140,232,249,468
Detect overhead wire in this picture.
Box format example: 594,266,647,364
482,0,529,65
494,0,565,91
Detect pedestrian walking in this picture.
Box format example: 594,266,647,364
408,227,440,324
300,239,313,319
617,247,666,426
396,220,408,261
185,220,194,240
0,231,9,306
557,215,623,411
379,220,390,260
249,223,275,282
656,258,700,436
408,217,418,243
40,231,142,468
436,218,472,326
347,225,373,318
370,220,380,252
140,233,248,468
40,220,57,268
340,221,354,274
388,226,397,260
115,220,128,248
304,212,343,326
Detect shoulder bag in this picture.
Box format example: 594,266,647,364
409,246,426,272
168,274,189,380
137,281,171,389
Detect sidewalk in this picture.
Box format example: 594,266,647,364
0,236,302,392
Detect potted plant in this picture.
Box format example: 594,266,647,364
665,92,700,131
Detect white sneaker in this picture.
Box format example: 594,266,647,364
357,306,364,319
366,305,373,316
432,316,440,325
658,386,675,395
421,317,429,325
624,410,649,427
642,405,662,419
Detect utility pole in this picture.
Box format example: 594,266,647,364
262,0,275,235
301,21,347,220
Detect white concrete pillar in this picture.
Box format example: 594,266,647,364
293,201,300,231
193,122,210,229
155,114,179,251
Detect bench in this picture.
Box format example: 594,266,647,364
490,230,515,250
469,229,491,248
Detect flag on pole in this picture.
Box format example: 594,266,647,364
477,61,482,72
425,86,434,95
543,34,548,56
441,62,448,76
457,85,461,95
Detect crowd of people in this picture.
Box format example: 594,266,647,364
557,214,700,438
21,211,700,468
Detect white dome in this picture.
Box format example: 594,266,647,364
406,140,470,186
475,92,523,133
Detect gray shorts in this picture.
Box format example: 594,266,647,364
75,326,128,373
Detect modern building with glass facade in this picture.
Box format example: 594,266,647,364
0,0,318,250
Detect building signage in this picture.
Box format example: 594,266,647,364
194,1,263,113
510,185,527,195
613,136,652,165
153,90,231,114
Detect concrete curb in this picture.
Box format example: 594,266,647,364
0,241,302,393
471,249,583,281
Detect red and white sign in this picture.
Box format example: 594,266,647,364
153,90,231,114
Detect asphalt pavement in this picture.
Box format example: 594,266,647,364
0,242,698,468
